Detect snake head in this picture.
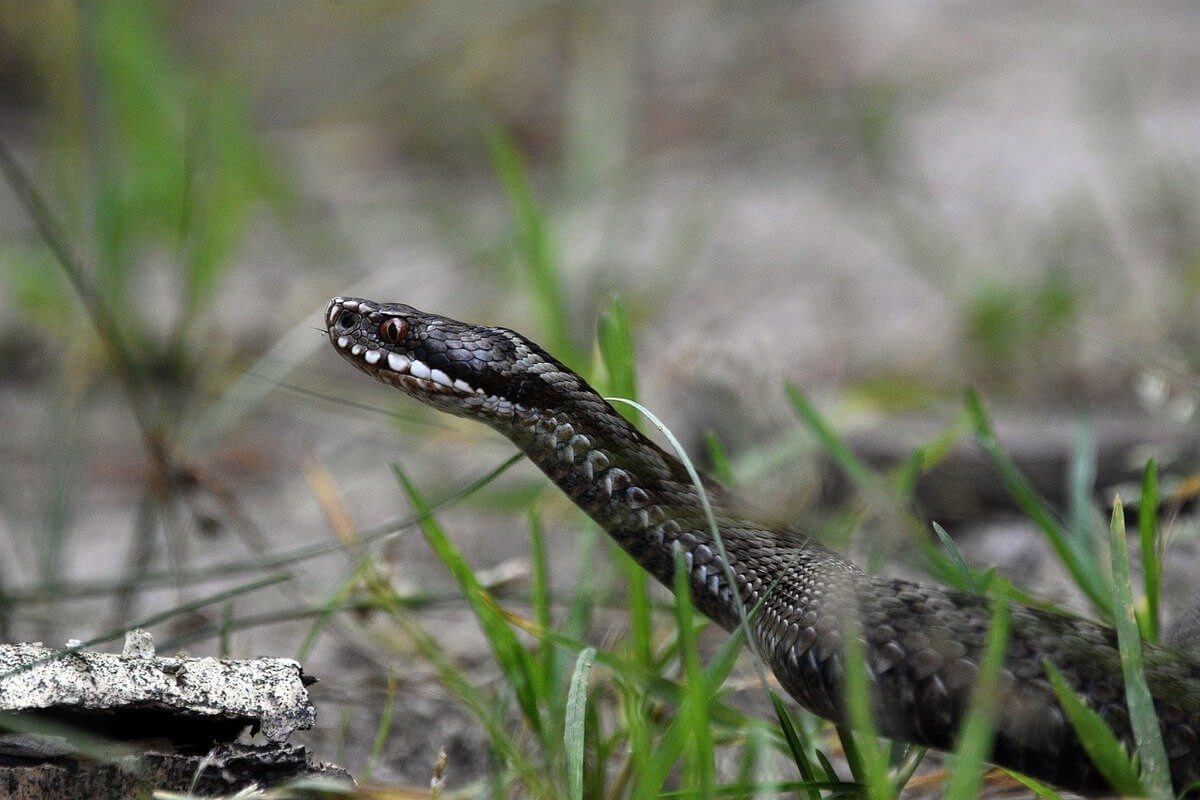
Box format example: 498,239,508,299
326,297,579,419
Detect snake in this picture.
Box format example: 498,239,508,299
325,296,1200,795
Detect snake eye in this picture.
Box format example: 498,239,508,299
380,317,408,343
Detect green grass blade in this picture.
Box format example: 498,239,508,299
931,521,982,594
634,709,691,800
702,626,746,696
964,389,1113,619
610,395,828,789
841,621,893,800
1108,498,1173,799
890,745,928,791
619,678,654,795
1067,420,1101,573
393,465,545,743
893,449,924,501
488,130,580,371
768,690,824,799
362,672,398,783
566,647,597,800
814,748,841,785
921,542,1054,610
180,85,278,318
595,305,655,670
584,692,604,799
704,432,735,485
909,409,971,475
1138,461,1160,642
89,0,275,330
673,548,716,798
628,633,753,799
1043,659,1144,796
597,296,640,427
528,508,555,698
784,382,873,487
563,522,600,651
944,595,1010,800
622,552,654,671
1001,768,1068,800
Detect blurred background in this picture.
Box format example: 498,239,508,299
2,0,1200,791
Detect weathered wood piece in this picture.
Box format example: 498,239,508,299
0,631,347,798
0,631,314,743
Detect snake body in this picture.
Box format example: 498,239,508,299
326,296,1200,794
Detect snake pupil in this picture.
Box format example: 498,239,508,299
380,317,407,343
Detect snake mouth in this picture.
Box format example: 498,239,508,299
326,297,485,398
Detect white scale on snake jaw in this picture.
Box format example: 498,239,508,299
339,338,485,396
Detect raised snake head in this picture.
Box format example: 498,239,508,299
325,297,586,423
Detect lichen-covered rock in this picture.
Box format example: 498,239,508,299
0,633,346,798
0,633,315,743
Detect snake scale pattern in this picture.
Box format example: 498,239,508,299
326,296,1200,795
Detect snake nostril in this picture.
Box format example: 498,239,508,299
335,311,361,332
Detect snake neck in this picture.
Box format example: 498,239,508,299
505,395,709,525
496,394,835,627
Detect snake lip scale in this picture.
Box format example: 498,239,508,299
327,296,1200,796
